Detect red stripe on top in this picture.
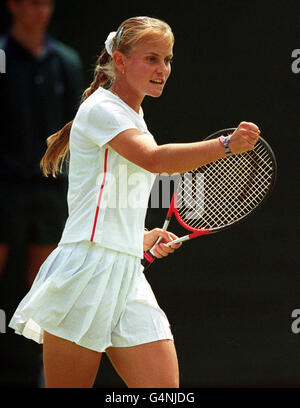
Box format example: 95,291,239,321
90,148,109,242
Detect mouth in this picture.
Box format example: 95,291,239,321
150,79,164,86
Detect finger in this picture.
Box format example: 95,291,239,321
153,243,174,258
165,232,178,243
169,242,182,249
238,126,260,138
153,247,166,258
235,130,259,147
243,141,256,151
162,242,176,252
159,243,175,254
152,229,182,253
166,238,182,249
244,131,260,143
157,231,178,244
154,229,173,242
238,121,260,133
163,233,182,249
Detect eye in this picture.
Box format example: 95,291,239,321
165,56,174,65
146,56,157,63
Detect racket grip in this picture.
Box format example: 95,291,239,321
141,250,156,270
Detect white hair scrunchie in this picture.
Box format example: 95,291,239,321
105,31,116,56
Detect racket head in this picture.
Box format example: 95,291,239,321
172,128,277,234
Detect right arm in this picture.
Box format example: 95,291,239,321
108,121,260,175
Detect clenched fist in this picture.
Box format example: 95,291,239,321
228,122,260,154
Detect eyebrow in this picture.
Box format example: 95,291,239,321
146,51,174,58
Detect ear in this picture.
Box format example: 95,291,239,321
113,51,126,75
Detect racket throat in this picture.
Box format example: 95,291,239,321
189,230,211,239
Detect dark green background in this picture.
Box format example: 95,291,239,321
0,0,299,387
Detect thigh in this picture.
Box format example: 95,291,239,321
43,331,102,388
106,339,179,388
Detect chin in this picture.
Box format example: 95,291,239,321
148,89,164,98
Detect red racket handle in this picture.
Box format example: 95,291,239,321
141,250,156,270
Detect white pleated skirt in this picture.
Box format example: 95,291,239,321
9,241,173,352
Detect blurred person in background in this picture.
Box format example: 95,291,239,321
0,0,83,287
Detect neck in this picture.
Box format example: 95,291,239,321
110,80,144,114
11,23,46,57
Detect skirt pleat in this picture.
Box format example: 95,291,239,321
9,241,143,351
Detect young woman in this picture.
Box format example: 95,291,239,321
9,16,260,388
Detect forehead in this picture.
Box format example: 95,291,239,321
131,37,173,56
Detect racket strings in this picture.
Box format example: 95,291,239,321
199,154,271,226
176,140,274,229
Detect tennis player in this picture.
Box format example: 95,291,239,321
9,16,260,388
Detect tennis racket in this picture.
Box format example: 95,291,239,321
141,128,277,270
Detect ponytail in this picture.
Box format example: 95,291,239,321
40,120,72,177
41,50,112,177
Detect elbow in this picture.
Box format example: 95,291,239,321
147,160,160,174
140,147,162,174
142,161,160,174
148,147,175,175
146,148,166,174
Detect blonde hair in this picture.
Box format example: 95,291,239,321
41,16,174,177
98,16,174,85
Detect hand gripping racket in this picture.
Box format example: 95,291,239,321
141,128,277,270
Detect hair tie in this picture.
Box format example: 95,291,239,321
105,27,124,57
105,31,116,56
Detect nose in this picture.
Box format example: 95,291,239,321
156,60,170,78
